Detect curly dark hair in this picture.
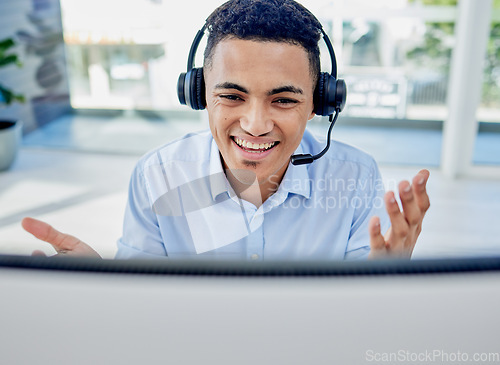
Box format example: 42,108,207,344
204,0,322,82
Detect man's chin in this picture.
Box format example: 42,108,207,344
242,159,259,169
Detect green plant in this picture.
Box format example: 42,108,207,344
406,22,454,73
0,38,25,105
483,22,500,107
407,0,500,108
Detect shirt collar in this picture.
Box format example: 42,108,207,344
274,143,312,200
208,138,230,200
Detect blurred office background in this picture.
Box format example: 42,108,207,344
0,0,499,258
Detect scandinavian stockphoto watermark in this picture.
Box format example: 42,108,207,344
147,167,406,252
281,192,385,212
280,175,389,212
365,349,500,363
150,168,398,216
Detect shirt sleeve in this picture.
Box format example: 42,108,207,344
344,161,390,261
115,164,168,259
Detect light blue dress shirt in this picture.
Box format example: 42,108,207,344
116,129,390,261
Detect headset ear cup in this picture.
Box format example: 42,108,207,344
335,78,346,112
194,68,206,110
314,73,347,116
314,72,327,116
177,68,206,110
177,72,187,106
189,68,200,110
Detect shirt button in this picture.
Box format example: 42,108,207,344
250,254,259,260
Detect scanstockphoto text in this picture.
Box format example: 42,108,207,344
365,349,500,363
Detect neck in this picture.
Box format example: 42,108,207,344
224,168,284,207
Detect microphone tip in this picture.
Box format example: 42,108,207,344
291,154,314,165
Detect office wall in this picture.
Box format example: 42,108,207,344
0,0,71,133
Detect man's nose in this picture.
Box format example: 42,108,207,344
240,101,274,136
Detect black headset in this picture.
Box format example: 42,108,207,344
177,22,347,165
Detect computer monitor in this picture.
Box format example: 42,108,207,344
1,255,499,364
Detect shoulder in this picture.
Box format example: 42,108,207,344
301,128,379,173
127,129,216,202
135,129,213,172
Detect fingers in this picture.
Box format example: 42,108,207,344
368,216,388,259
368,170,430,260
412,169,431,214
22,217,58,243
398,169,430,227
22,217,82,253
394,171,430,234
369,215,385,246
384,191,409,244
398,180,421,227
22,217,101,258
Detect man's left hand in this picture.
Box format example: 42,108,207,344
368,169,430,259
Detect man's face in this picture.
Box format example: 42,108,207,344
204,38,316,186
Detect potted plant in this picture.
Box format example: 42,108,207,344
0,37,25,172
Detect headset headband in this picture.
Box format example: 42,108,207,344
185,24,338,78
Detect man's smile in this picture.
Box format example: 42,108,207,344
231,136,280,155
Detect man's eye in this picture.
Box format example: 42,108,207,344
274,98,298,105
220,95,242,101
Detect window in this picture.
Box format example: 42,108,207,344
473,0,500,166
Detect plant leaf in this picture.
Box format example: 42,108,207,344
0,54,20,67
0,38,15,53
0,84,25,105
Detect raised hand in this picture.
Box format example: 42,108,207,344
22,217,101,258
368,169,430,259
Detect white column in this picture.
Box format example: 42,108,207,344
441,0,492,178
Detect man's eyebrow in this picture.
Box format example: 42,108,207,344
214,82,248,93
268,85,303,96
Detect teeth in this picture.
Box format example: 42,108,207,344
234,138,276,151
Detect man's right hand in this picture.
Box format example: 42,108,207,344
21,217,101,258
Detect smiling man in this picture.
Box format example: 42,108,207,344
206,38,315,205
22,0,430,260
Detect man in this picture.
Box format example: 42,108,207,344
22,0,430,260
